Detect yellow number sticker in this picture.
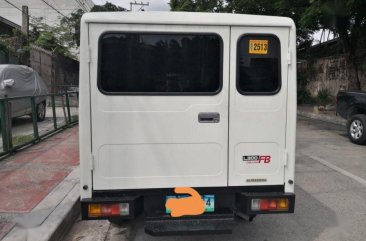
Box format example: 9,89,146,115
249,40,268,54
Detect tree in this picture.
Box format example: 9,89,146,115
29,18,73,58
29,1,126,58
91,2,126,12
62,9,84,47
300,0,366,90
169,0,313,48
58,0,128,50
0,29,29,64
226,0,313,49
1,1,127,62
169,0,224,12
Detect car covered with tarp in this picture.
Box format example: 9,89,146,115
0,65,48,121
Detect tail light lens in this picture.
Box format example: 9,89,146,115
251,198,289,211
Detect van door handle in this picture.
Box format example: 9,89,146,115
198,112,220,123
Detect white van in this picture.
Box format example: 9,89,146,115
79,11,297,235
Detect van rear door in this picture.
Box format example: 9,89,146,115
88,24,230,190
229,27,289,186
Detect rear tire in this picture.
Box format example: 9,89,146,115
347,114,366,145
36,101,46,122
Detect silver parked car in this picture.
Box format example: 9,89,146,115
0,65,49,121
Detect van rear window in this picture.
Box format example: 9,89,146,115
98,33,222,95
237,35,281,95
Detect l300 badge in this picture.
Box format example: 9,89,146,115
243,155,271,164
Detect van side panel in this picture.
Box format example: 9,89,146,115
284,22,297,193
80,19,93,199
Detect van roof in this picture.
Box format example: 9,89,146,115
81,11,295,28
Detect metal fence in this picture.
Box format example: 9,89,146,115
0,91,78,157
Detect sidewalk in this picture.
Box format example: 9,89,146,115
297,105,347,126
0,126,79,241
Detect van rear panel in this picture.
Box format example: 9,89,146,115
79,12,297,230
89,24,230,190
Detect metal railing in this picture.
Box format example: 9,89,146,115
0,91,78,157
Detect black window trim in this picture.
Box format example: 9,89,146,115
97,31,224,96
236,33,282,96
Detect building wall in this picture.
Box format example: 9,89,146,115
30,44,53,88
300,55,366,97
0,21,16,35
0,0,93,27
30,45,79,93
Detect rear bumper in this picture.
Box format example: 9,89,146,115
81,186,295,220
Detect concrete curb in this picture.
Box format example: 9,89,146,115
297,110,347,126
3,168,80,241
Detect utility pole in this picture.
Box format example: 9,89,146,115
21,5,29,37
130,1,149,11
21,5,30,65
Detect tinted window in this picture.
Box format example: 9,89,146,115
237,35,281,94
98,33,222,94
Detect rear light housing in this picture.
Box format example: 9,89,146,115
88,203,130,217
236,192,295,215
81,196,142,220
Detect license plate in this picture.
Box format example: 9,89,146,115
249,39,268,54
165,195,215,214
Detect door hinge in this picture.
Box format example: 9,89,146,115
284,150,288,167
287,50,292,65
90,154,95,171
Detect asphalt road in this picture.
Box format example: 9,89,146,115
65,116,366,241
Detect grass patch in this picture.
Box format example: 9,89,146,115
71,115,78,122
316,89,332,106
12,134,34,146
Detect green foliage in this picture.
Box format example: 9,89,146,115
300,0,366,34
298,88,312,105
316,89,331,106
29,2,126,58
169,0,194,11
226,0,278,15
0,35,11,53
29,18,74,58
62,9,84,46
29,7,87,58
170,0,313,48
1,1,126,60
34,31,58,50
228,0,314,48
91,2,126,12
169,0,366,91
300,0,366,90
169,0,224,12
12,134,34,146
0,29,28,64
297,72,312,104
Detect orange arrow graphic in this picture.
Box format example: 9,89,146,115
165,187,205,217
